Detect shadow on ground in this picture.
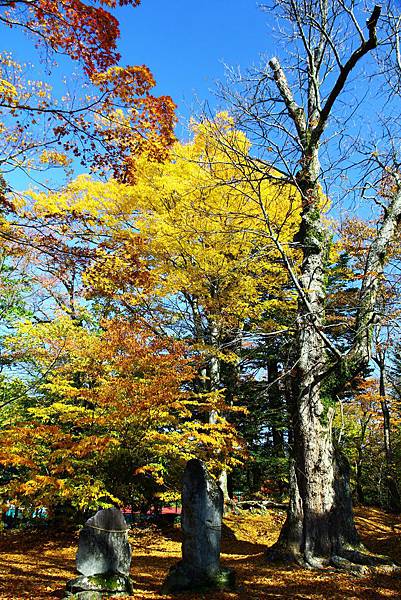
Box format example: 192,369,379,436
1,508,401,599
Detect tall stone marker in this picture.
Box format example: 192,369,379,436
161,459,235,593
66,507,133,599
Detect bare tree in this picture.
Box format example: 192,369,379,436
207,0,401,568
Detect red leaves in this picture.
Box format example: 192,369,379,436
15,0,141,76
88,65,177,178
1,0,176,180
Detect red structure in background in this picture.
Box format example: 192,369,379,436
122,504,182,523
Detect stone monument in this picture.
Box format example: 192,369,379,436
161,459,235,593
66,507,133,599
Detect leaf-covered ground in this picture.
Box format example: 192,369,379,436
0,507,400,599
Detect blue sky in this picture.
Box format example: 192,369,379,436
114,0,273,125
0,1,276,189
1,1,274,130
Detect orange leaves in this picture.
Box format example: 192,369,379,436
91,65,156,97
10,0,140,76
0,0,176,184
17,476,64,497
90,65,177,177
83,238,150,302
0,450,35,470
72,435,116,459
341,218,377,262
0,315,244,510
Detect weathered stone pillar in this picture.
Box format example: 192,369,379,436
162,459,235,593
66,507,133,599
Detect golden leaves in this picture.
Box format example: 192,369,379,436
0,315,245,509
0,78,17,104
39,150,72,167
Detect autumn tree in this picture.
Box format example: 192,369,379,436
205,0,401,568
334,378,383,506
0,0,176,196
0,0,177,447
340,217,401,511
0,315,244,515
27,115,300,499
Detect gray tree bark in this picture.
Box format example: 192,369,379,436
265,3,391,566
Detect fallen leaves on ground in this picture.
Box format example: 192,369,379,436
0,506,400,599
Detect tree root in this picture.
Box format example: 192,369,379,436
331,549,401,577
266,543,401,576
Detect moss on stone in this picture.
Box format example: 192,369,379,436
161,565,235,594
66,572,133,596
211,567,236,589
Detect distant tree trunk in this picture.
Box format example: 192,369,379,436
207,318,231,502
354,415,371,507
376,350,401,512
267,357,285,456
219,332,242,503
355,449,365,506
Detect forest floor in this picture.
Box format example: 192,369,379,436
0,506,400,599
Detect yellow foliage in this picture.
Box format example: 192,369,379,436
0,78,17,103
39,150,72,166
30,115,301,332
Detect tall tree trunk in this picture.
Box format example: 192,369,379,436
265,6,387,566
219,332,242,503
207,318,231,502
271,179,401,565
270,150,357,566
355,449,365,506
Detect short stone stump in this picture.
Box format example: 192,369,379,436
65,507,133,599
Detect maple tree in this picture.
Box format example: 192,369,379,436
0,314,244,513
2,0,138,76
0,0,176,198
0,1,179,515
0,0,177,455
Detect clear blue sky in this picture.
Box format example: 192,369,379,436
114,0,273,125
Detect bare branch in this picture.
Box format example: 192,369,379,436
268,57,307,144
311,5,381,146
